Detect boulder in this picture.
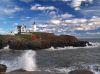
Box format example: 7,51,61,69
9,40,28,50
40,40,51,49
27,40,41,50
9,69,26,73
0,40,3,49
27,40,51,50
6,71,65,74
0,32,92,50
68,69,94,74
0,64,7,73
67,41,89,47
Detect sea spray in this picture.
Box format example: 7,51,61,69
20,50,37,71
3,45,9,49
45,42,100,51
0,45,11,51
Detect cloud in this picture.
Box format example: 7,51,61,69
71,0,82,10
78,31,100,38
31,4,56,11
13,23,19,26
0,0,12,2
50,19,61,25
49,12,74,20
0,28,8,35
25,17,31,19
71,0,94,10
8,16,14,19
20,0,33,3
52,0,94,10
86,32,100,35
0,6,22,14
60,13,73,18
81,6,100,17
49,11,57,16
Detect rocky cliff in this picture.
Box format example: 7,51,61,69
0,32,91,50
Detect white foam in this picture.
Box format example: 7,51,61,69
0,50,37,72
0,45,11,51
89,42,100,47
20,50,37,71
43,64,100,74
53,68,71,73
3,45,10,49
45,42,100,51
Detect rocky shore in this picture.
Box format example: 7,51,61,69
0,64,94,74
0,32,92,50
0,64,7,73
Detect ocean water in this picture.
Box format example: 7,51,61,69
0,38,100,74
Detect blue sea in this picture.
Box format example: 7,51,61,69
0,38,100,74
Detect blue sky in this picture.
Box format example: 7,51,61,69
0,0,100,38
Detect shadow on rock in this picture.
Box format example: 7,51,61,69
68,69,94,74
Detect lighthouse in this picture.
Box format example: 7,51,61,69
32,22,37,32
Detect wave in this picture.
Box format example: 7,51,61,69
39,64,100,74
0,45,11,52
20,50,37,71
0,50,37,72
45,42,100,51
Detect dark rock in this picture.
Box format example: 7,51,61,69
68,69,94,74
64,41,92,47
9,40,28,50
40,40,51,49
27,40,51,50
68,41,88,47
10,69,26,72
0,64,7,73
27,40,41,50
0,32,92,50
6,71,65,74
0,40,3,49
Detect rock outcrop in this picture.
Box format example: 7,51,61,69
68,69,94,74
6,71,65,74
0,40,3,49
0,32,92,50
9,69,26,73
0,64,7,73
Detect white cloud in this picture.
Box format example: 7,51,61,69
13,23,19,26
0,0,12,2
81,6,100,17
53,0,94,10
20,0,33,3
86,32,100,35
79,32,100,38
71,0,93,10
60,13,73,18
0,6,22,14
8,16,14,19
49,12,73,21
26,17,31,19
63,16,100,31
0,28,8,35
50,19,61,25
49,11,57,15
71,0,83,10
31,4,56,11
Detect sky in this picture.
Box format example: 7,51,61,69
0,0,100,38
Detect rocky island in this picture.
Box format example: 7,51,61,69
0,32,92,50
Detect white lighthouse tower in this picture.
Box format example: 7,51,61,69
32,22,37,32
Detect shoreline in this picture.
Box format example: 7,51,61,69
5,71,66,74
